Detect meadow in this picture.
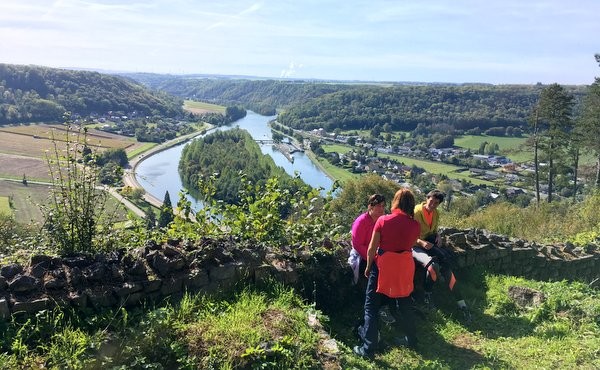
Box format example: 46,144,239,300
183,99,226,114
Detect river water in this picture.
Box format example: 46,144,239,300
135,111,333,209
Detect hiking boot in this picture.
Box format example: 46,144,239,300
353,345,372,359
379,306,396,325
423,292,435,310
459,305,472,323
391,335,418,351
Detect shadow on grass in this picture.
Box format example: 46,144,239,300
321,265,538,368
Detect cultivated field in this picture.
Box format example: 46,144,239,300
0,180,48,223
0,179,130,224
0,124,140,180
0,124,135,150
0,153,49,181
183,100,226,114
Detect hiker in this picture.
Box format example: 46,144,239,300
349,194,386,285
354,188,421,358
412,189,471,319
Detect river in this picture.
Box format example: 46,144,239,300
135,111,334,209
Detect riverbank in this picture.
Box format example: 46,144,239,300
123,124,215,208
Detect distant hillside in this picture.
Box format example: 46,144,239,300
278,84,587,132
0,64,183,124
123,73,587,131
122,73,356,115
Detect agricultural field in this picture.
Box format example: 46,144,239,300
0,180,48,223
0,153,49,181
0,179,130,224
454,134,532,163
0,124,135,151
0,196,10,215
183,100,226,114
0,123,144,180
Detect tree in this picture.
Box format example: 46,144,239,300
537,83,574,202
158,191,174,228
528,107,542,204
580,54,600,188
145,205,156,230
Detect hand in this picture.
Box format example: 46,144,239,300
364,265,371,278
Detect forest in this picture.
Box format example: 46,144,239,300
178,128,304,204
123,74,588,133
0,64,183,124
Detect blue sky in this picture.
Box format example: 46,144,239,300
1,0,598,84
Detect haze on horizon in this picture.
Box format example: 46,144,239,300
1,0,598,85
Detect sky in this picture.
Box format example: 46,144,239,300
1,0,599,85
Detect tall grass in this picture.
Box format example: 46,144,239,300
444,191,600,245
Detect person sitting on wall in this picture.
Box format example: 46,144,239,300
412,189,471,320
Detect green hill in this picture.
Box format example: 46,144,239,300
0,64,183,124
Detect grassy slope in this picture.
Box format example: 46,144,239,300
1,272,598,369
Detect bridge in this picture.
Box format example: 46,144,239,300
255,139,274,144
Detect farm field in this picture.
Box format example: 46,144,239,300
0,124,135,151
0,196,10,215
0,179,130,224
0,180,49,223
454,134,532,163
0,153,49,181
0,123,150,180
183,100,226,114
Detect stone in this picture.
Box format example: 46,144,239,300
185,269,209,289
126,260,147,276
114,282,144,297
30,254,52,267
44,277,66,290
69,292,87,308
209,263,236,281
0,298,10,319
12,298,51,314
508,286,545,307
69,267,83,287
84,263,107,282
9,275,38,293
87,289,117,308
122,292,145,307
160,277,183,296
29,263,47,279
63,256,91,268
144,279,162,293
1,264,23,279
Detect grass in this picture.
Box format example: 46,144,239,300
183,100,226,114
126,142,157,159
0,196,11,216
0,179,130,226
1,271,598,369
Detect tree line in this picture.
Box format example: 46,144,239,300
0,64,183,124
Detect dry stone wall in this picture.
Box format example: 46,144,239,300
1,229,598,320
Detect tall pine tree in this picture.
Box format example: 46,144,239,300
158,191,174,228
537,83,574,202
